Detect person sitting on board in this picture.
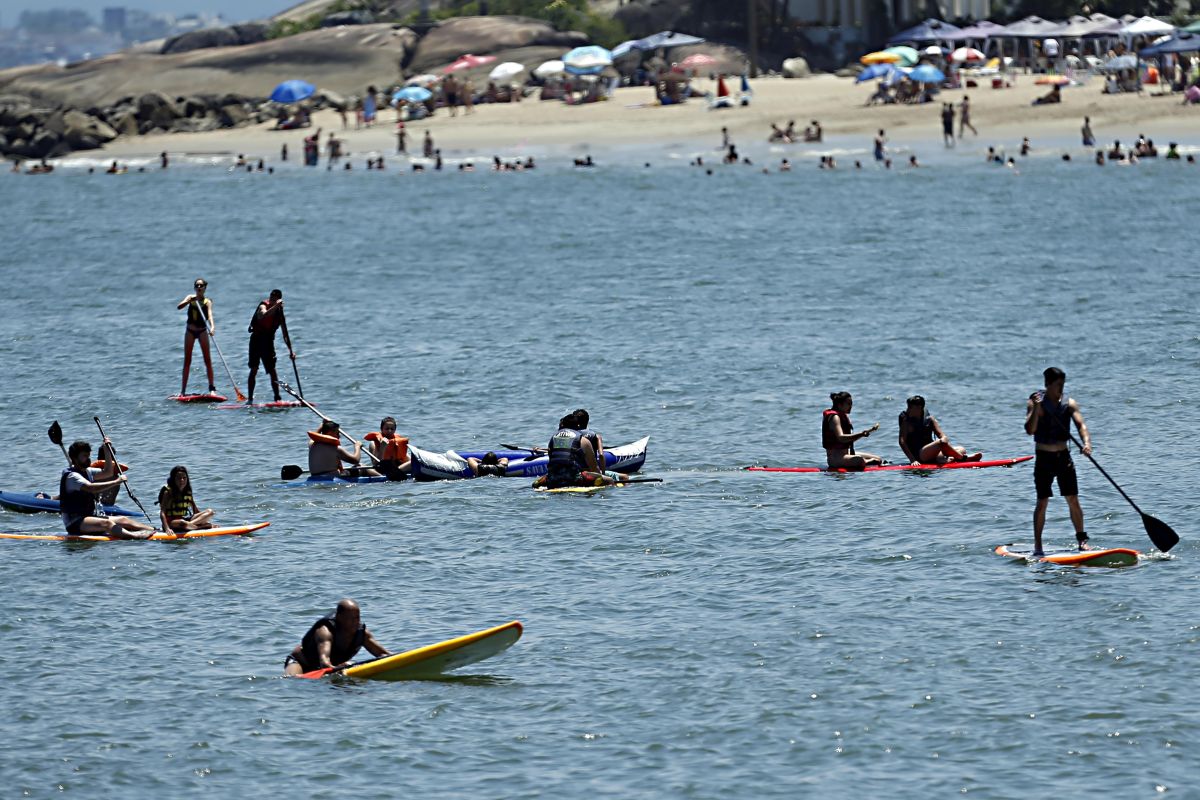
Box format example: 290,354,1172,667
1025,367,1092,556
156,465,214,534
177,278,217,396
535,411,624,489
60,440,153,539
308,420,379,478
898,396,982,466
284,598,391,676
823,391,883,470
246,289,294,405
468,451,509,477
365,416,410,480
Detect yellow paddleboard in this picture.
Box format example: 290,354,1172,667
534,484,624,494
342,620,523,681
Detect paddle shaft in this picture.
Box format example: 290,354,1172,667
279,311,303,398
280,383,382,466
92,417,151,520
192,300,246,402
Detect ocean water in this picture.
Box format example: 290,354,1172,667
1,147,1198,798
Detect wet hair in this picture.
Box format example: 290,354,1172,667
830,391,852,408
68,441,91,460
906,395,926,408
481,451,499,466
572,409,590,428
319,420,339,435
1043,367,1066,385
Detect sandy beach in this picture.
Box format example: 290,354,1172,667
93,74,1200,163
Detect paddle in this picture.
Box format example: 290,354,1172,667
621,478,663,484
48,420,69,462
499,443,547,462
297,655,383,680
280,382,383,468
92,416,152,520
279,310,303,399
192,300,247,403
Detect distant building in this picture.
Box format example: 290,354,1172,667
102,7,126,35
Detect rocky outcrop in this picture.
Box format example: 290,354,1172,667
161,23,268,55
407,16,587,74
782,57,811,78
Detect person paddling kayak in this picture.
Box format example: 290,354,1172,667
60,440,154,539
177,278,217,396
898,395,982,466
156,465,214,533
308,420,379,478
365,416,410,480
246,289,294,405
284,599,391,676
1025,367,1091,556
823,391,883,470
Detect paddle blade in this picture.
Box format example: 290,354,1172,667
280,465,305,481
626,478,663,484
48,421,63,446
1143,513,1180,553
295,666,334,679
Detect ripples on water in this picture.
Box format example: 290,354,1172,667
1,153,1197,796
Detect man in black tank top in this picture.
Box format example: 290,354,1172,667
1024,367,1092,556
284,598,391,675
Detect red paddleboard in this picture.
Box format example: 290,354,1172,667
169,393,228,403
995,544,1140,567
746,456,1033,474
215,400,303,410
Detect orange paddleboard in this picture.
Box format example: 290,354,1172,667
0,522,270,542
995,544,1140,567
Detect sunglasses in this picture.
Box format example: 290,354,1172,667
195,283,206,288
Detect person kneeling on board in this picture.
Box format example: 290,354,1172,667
535,411,627,489
364,416,410,480
468,451,509,477
284,598,391,676
308,421,380,478
60,440,154,539
1025,366,1091,556
823,391,883,470
898,395,982,466
157,465,214,533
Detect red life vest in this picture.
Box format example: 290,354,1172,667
365,431,409,462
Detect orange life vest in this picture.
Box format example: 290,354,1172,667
365,431,409,462
90,460,130,472
307,430,340,446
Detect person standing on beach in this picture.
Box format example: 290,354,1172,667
177,278,216,396
443,75,459,117
941,103,955,147
958,95,977,137
246,289,293,405
1025,367,1091,556
873,129,886,161
1081,116,1095,146
423,130,434,158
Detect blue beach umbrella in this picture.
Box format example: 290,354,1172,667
392,86,433,104
269,79,316,103
856,63,900,82
908,64,946,84
563,45,614,71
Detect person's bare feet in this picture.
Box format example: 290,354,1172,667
966,452,983,462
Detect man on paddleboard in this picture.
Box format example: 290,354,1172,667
284,599,391,676
177,278,216,396
246,289,293,405
60,440,154,539
823,392,883,470
535,411,624,489
1025,367,1091,556
898,396,982,466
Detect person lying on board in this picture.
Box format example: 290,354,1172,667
897,396,982,466
60,440,153,539
468,451,509,477
823,391,883,470
308,420,381,478
284,599,390,676
157,465,214,534
365,416,410,480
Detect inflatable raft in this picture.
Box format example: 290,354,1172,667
0,490,143,517
410,437,650,481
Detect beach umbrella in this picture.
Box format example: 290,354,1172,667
1141,32,1200,56
856,63,901,82
1102,54,1138,70
680,53,718,69
922,45,944,56
612,30,705,58
406,74,439,87
269,79,316,103
887,18,963,46
563,45,613,71
950,46,985,62
884,45,920,66
1185,19,1200,33
444,53,496,73
489,61,525,82
908,64,945,83
861,50,901,65
392,86,432,104
534,59,565,78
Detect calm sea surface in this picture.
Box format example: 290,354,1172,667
1,142,1198,798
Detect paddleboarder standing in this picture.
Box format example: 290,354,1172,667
246,289,293,405
177,278,216,396
1025,367,1091,556
284,599,391,676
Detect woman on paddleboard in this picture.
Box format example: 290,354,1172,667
157,465,214,533
823,392,883,470
898,396,982,466
177,278,216,396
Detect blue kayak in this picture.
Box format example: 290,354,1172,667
410,437,650,481
276,473,392,488
0,490,144,517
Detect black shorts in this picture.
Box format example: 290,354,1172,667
1035,449,1078,499
249,334,276,372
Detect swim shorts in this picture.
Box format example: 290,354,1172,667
1035,449,1078,498
248,333,276,372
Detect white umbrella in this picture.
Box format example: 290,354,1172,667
950,47,986,62
406,74,439,87
922,45,943,56
489,61,525,82
534,59,565,78
563,45,613,71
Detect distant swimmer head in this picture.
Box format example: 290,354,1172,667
830,391,853,411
